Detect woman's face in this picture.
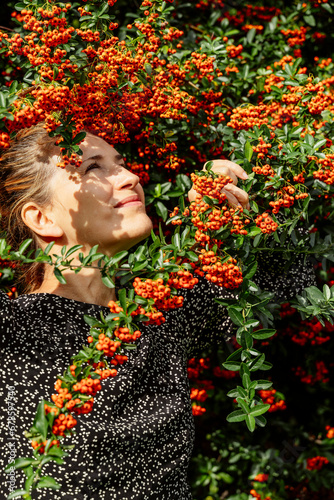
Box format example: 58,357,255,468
46,133,153,255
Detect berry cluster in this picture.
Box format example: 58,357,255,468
91,333,122,357
258,389,287,413
133,277,171,301
167,270,198,289
195,250,243,289
293,360,330,385
31,439,60,455
313,154,334,185
189,195,249,243
52,413,77,437
325,425,334,439
255,213,279,233
187,358,213,416
252,164,275,176
306,456,330,471
190,171,232,203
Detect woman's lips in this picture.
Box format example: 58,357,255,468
114,195,143,208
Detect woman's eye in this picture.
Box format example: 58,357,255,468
85,163,99,174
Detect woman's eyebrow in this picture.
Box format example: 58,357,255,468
81,153,124,164
82,154,103,164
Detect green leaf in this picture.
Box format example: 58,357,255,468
244,261,258,279
32,401,48,440
186,251,198,263
25,469,36,490
249,403,270,417
219,472,234,484
73,131,86,144
7,490,30,499
156,201,168,221
226,409,246,423
259,361,272,371
246,28,256,44
323,284,331,301
249,354,265,372
118,288,127,312
5,458,35,471
247,226,261,237
226,347,243,361
268,16,278,32
251,201,259,214
65,244,83,258
144,63,152,75
226,388,239,398
240,330,253,350
252,329,276,339
83,314,102,327
18,239,33,255
240,362,250,378
236,398,250,414
111,250,128,264
254,380,273,390
173,233,181,250
222,360,241,371
245,414,256,432
36,476,61,489
227,306,244,326
54,267,67,284
255,415,267,427
305,286,325,305
101,275,115,288
321,2,333,13
176,173,192,191
44,241,55,255
242,372,251,389
303,14,316,26
244,141,253,162
0,92,7,108
47,445,66,457
236,386,248,398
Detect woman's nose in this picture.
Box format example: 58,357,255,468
114,167,140,191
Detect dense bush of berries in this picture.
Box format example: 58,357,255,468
1,0,334,498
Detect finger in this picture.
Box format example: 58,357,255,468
223,184,249,208
187,186,199,203
221,189,242,209
208,159,249,180
213,166,239,185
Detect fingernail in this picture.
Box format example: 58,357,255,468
242,172,249,179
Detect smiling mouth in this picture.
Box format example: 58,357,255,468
114,196,143,208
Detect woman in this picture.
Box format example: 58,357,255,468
0,124,254,499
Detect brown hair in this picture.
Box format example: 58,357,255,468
0,123,60,292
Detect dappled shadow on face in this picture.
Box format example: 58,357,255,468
52,149,152,258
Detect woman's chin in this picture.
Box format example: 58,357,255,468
116,218,153,252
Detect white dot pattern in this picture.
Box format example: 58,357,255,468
0,277,233,499
0,257,315,499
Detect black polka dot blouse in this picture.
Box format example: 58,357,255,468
0,253,316,500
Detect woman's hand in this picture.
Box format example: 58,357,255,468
188,159,250,210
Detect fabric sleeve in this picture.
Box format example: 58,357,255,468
252,223,317,302
186,282,236,357
178,224,316,356
168,276,235,358
0,290,14,355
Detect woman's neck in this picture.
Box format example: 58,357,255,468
30,265,117,306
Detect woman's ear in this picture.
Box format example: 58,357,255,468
21,202,64,239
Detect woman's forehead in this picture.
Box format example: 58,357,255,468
81,134,121,161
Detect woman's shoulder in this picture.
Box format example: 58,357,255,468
11,293,111,330
0,292,110,351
